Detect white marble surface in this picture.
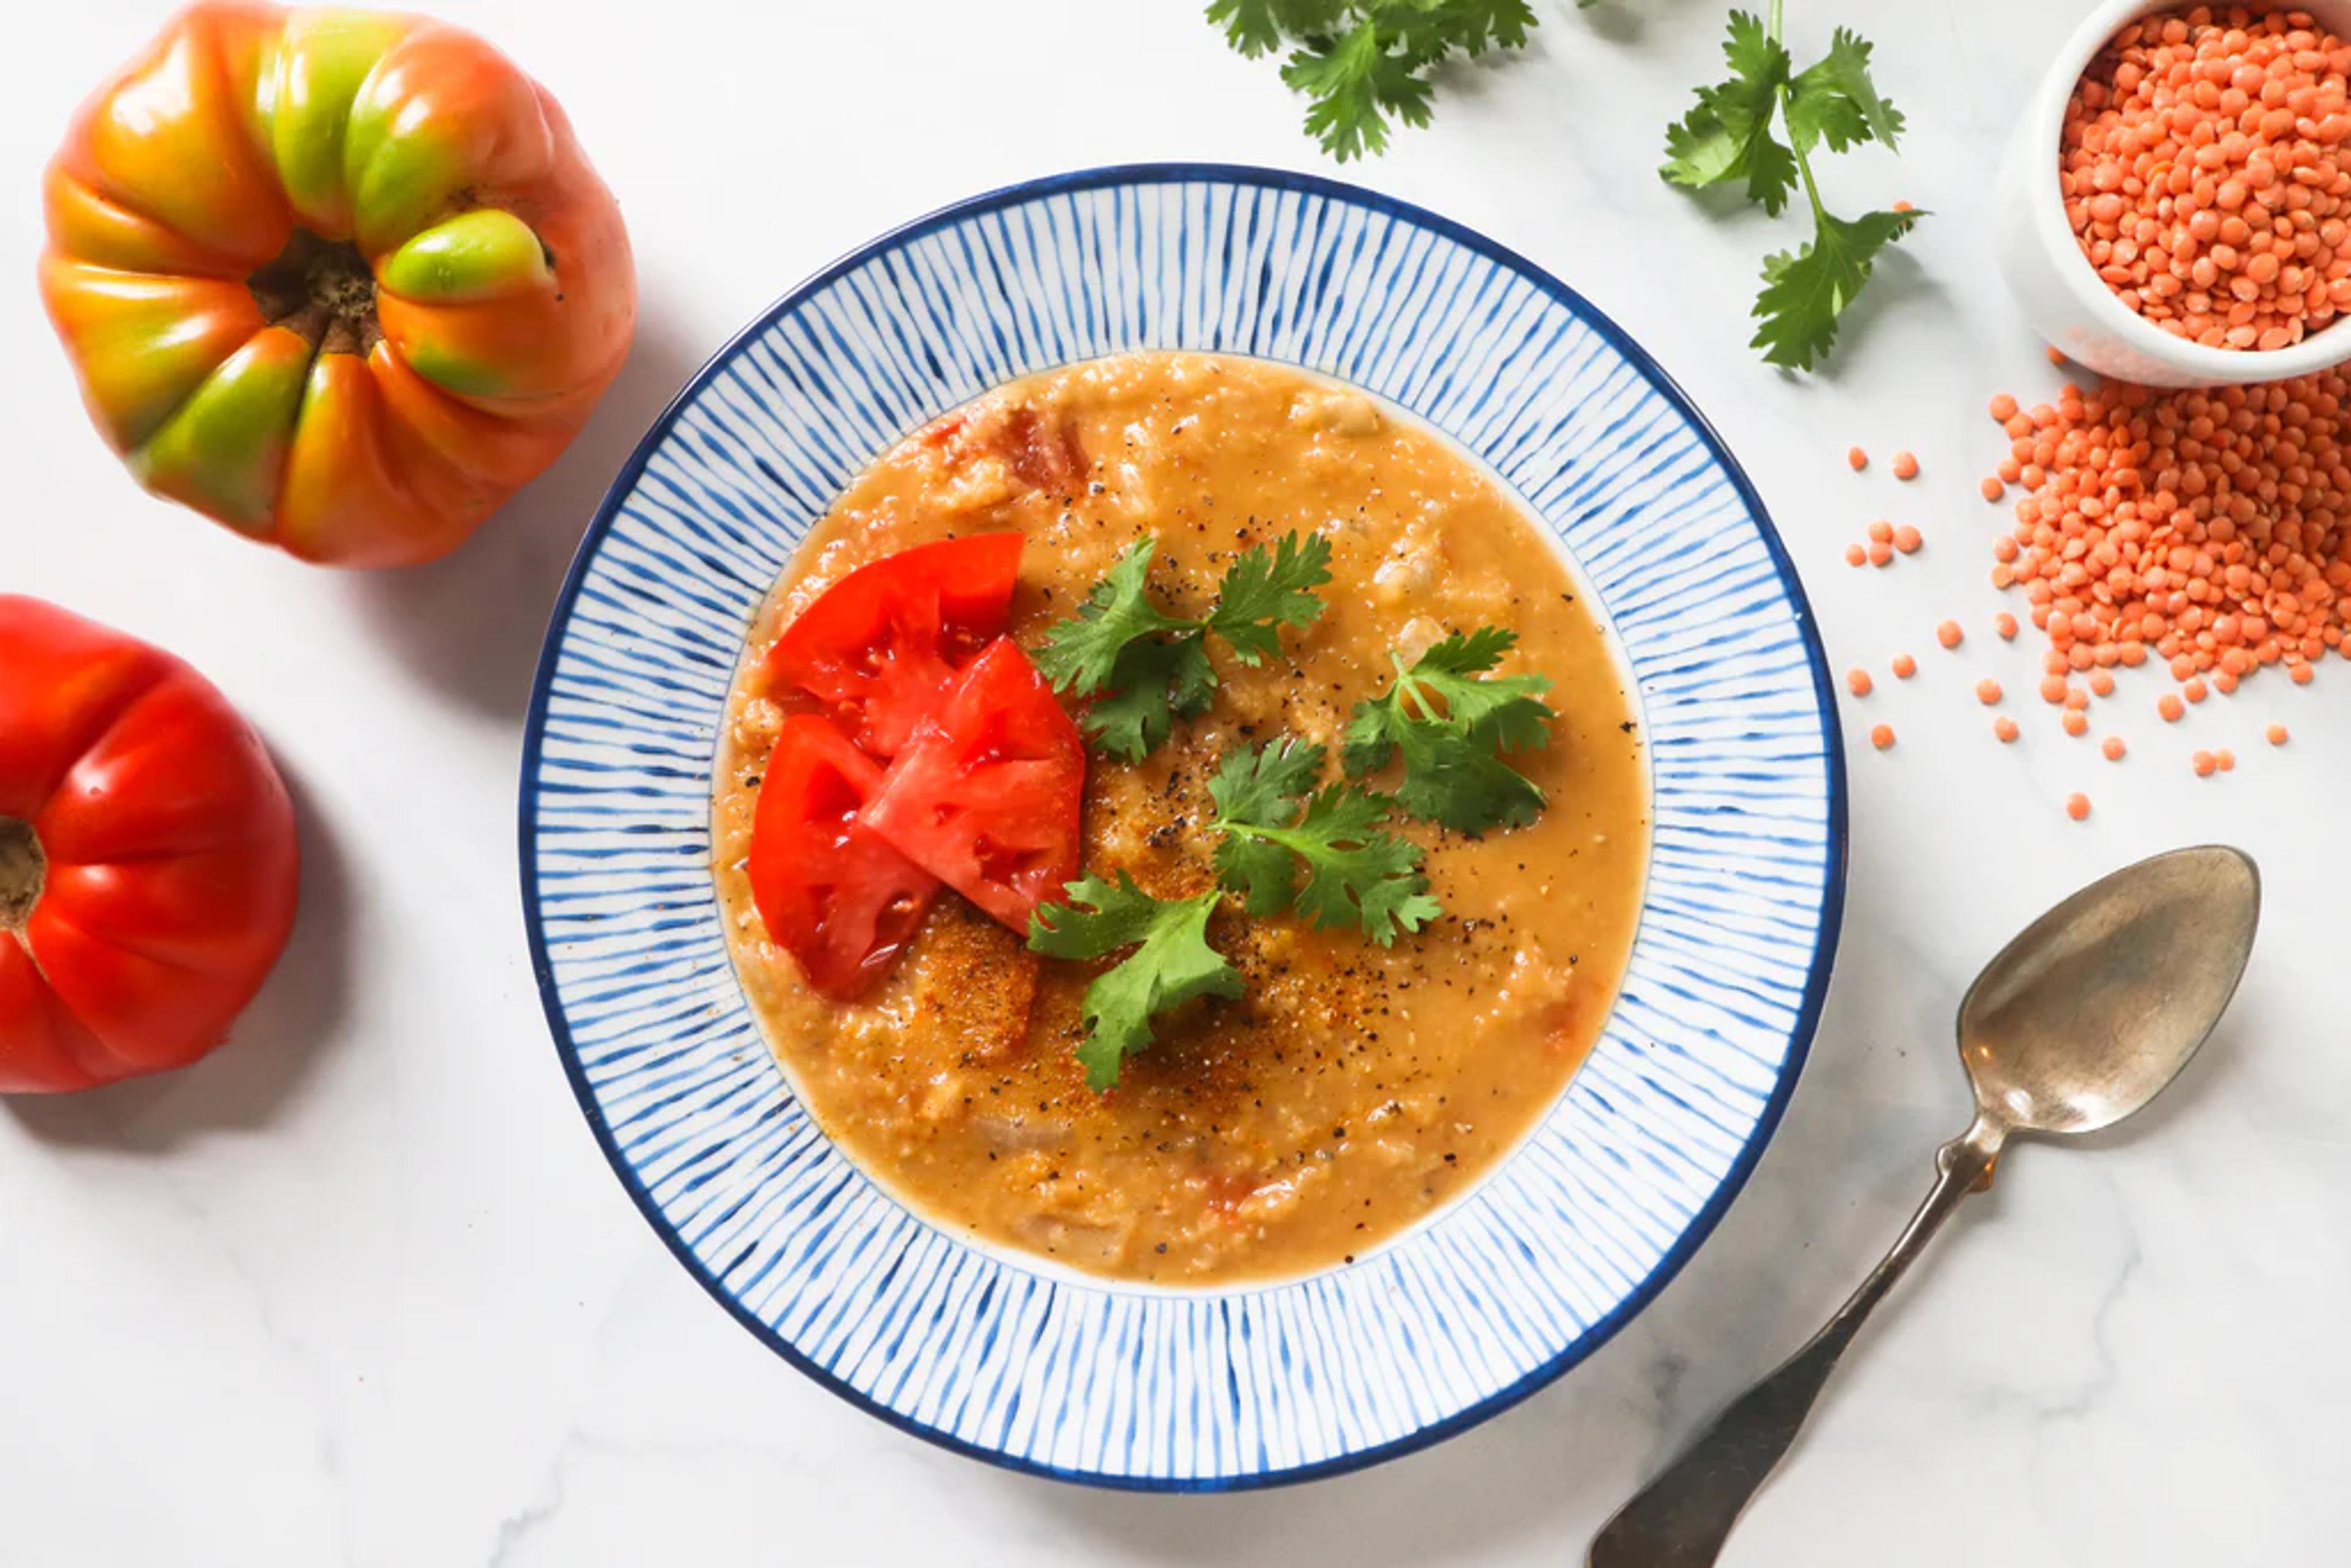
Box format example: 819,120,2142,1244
6,1,2347,1562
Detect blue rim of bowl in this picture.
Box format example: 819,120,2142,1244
517,161,1850,1492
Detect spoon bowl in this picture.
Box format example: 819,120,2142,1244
1959,845,2260,1139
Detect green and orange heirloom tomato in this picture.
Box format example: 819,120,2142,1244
40,2,636,568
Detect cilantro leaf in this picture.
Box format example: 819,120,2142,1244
1284,19,1434,162
1205,0,1297,57
1207,738,1330,915
1393,0,1539,58
1038,530,1328,760
1393,628,1554,741
1388,724,1547,834
1660,10,1796,216
1786,28,1905,154
1027,874,1243,1090
1280,785,1442,944
1752,206,1919,372
1033,538,1191,696
1209,739,1441,945
1079,634,1217,763
1344,629,1555,835
1206,530,1332,665
1211,1,1542,163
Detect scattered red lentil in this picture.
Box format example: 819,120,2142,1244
2102,735,2128,759
2090,669,2117,697
2047,345,2068,366
1893,523,1924,553
2064,685,2091,710
1995,715,2022,741
1892,450,1921,480
1979,476,2007,502
2064,709,2091,735
1937,619,1964,649
1867,519,1895,544
1870,723,1895,749
1848,446,1869,471
2218,746,2238,770
2041,674,2071,703
2063,7,2351,351
2292,660,2317,683
2192,748,2218,776
1976,678,2004,704
1990,393,2020,421
2159,692,2188,721
1995,612,2020,639
2066,792,2092,820
2184,677,2210,703
2268,722,2290,743
1867,540,1894,566
1845,543,1867,567
1847,667,1874,696
1892,653,1918,678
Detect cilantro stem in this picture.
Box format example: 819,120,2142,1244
1219,820,1318,858
1387,651,1439,726
1767,0,1831,230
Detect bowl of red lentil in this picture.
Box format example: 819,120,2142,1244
1998,1,2351,385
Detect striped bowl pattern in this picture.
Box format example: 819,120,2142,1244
520,165,1845,1490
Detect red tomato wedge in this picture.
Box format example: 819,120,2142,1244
763,533,1024,760
747,716,940,1000
861,639,1085,934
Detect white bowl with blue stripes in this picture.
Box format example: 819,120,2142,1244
520,164,1846,1490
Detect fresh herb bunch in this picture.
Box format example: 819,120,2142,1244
1343,627,1555,834
1035,531,1332,762
1208,738,1440,945
1661,2,1918,370
1204,0,1552,161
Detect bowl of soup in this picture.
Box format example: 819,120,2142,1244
520,165,1845,1488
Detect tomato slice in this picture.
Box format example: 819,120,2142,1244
763,533,1024,760
860,639,1085,934
747,716,940,1000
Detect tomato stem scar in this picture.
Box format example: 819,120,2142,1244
0,817,44,933
247,230,383,354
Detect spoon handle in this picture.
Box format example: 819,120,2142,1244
1586,1118,2006,1568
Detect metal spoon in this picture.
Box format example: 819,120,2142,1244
1588,844,2260,1567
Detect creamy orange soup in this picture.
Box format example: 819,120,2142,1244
713,352,1648,1284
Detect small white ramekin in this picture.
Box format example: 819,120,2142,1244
1994,0,2351,386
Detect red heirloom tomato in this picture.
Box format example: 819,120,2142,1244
861,639,1084,934
0,598,299,1092
764,533,1023,759
40,3,635,567
747,716,939,1000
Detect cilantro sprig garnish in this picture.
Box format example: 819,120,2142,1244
1026,733,1446,1089
1662,3,1919,370
1029,609,1554,1087
1343,627,1555,835
1035,531,1332,761
1027,875,1245,1092
1208,739,1440,946
1204,1,1549,162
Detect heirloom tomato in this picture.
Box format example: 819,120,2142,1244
41,3,635,566
0,598,300,1093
